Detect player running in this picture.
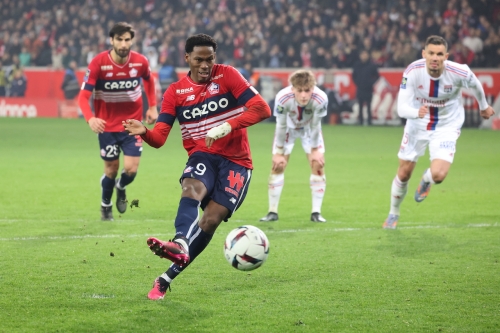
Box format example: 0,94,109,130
383,35,495,229
78,22,158,221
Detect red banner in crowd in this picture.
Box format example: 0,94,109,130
5,68,499,127
0,98,59,117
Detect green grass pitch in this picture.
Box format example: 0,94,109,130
0,118,499,332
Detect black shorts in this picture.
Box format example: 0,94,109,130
180,152,252,221
98,132,143,161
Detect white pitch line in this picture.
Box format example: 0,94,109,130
0,223,498,242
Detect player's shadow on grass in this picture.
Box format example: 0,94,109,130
376,230,450,258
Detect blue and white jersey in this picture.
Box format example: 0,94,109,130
397,59,489,130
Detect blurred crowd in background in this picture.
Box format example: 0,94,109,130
0,0,499,96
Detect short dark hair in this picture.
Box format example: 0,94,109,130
109,22,135,39
185,34,217,53
425,35,448,51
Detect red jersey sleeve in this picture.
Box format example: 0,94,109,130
140,85,177,148
223,66,271,130
78,59,101,121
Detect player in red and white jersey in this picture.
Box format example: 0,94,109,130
259,70,329,223
383,35,495,229
77,22,158,221
123,34,270,300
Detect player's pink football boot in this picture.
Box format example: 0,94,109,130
147,237,190,266
147,278,170,300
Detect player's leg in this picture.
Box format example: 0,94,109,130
148,176,208,263
149,199,228,300
98,133,121,221
115,134,142,213
260,155,289,222
414,129,458,202
147,175,208,300
149,157,251,299
384,125,426,228
303,130,326,222
260,129,295,222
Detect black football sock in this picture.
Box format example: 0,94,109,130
101,175,115,205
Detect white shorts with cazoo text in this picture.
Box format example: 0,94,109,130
397,123,461,163
272,127,325,155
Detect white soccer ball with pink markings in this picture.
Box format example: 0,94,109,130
224,225,270,271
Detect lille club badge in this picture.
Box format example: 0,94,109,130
208,82,219,95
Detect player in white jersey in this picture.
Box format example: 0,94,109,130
383,35,495,229
260,70,329,223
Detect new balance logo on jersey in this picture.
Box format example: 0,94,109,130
106,73,113,77
176,87,194,94
186,95,195,101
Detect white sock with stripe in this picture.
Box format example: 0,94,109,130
268,173,284,213
389,176,408,215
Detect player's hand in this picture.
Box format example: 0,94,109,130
309,148,325,168
480,106,495,119
145,106,158,124
272,153,287,172
206,122,232,148
122,119,147,135
418,105,429,118
88,117,106,134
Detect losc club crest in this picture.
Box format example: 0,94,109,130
444,85,452,93
129,68,138,77
207,82,219,95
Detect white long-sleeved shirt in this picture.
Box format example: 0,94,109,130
273,85,328,148
397,59,488,130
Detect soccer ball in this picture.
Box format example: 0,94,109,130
224,225,270,271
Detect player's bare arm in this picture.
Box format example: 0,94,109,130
122,119,147,135
145,106,159,124
88,117,106,134
480,106,495,119
418,105,429,118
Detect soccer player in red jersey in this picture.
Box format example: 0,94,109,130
123,34,271,300
78,22,158,221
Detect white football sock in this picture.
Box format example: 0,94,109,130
268,173,284,213
389,176,408,215
174,238,189,252
310,174,326,213
422,168,436,184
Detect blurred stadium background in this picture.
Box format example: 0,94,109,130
0,0,499,128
